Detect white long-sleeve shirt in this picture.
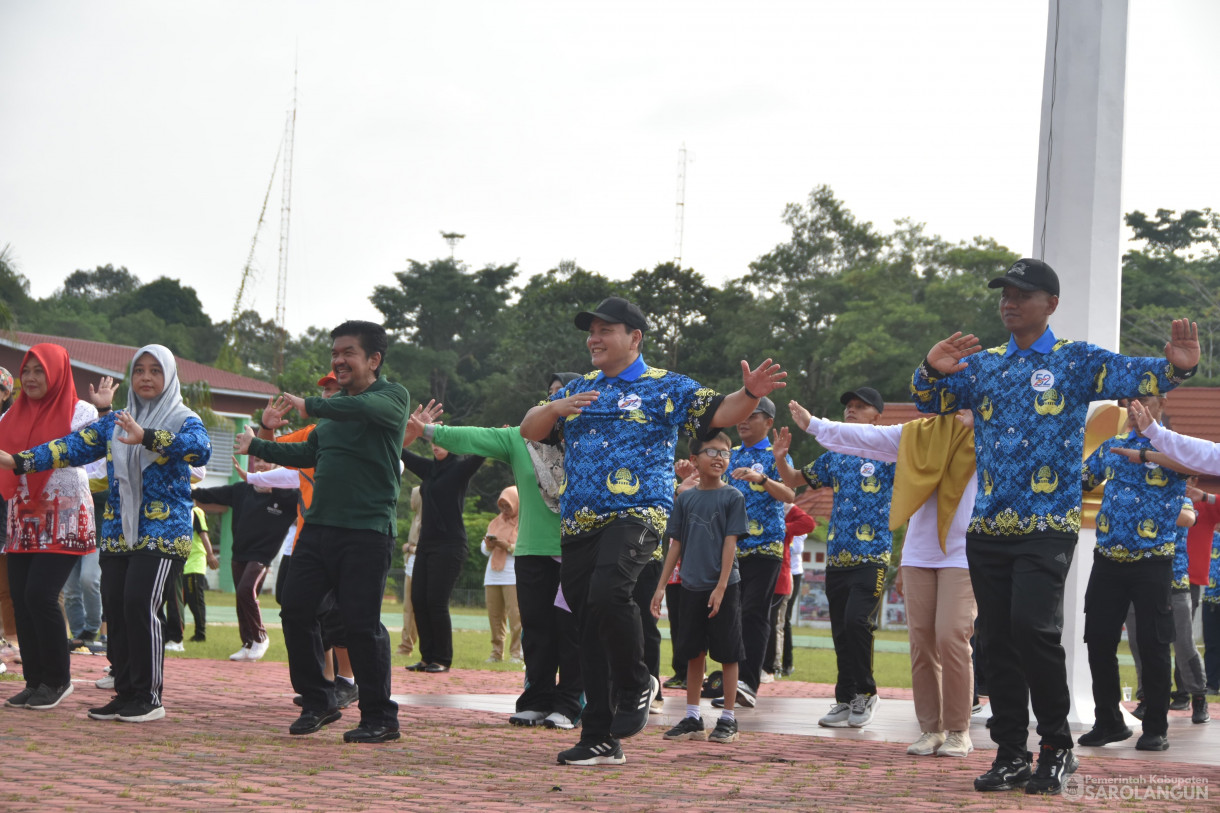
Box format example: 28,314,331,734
246,467,303,490
1144,421,1220,476
805,416,972,569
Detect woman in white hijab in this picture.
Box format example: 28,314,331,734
0,345,211,723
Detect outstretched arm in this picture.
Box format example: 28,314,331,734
710,359,787,428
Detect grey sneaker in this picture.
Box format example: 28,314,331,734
543,712,576,730
509,709,548,727
848,693,878,727
818,702,852,728
708,716,738,743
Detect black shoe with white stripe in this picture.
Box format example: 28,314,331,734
609,675,658,739
557,737,626,766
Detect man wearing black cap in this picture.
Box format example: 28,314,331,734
776,386,895,730
520,296,786,767
719,396,795,708
912,258,1199,794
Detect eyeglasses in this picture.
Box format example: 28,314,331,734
697,448,732,460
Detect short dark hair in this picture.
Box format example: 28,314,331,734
331,320,388,377
689,431,732,456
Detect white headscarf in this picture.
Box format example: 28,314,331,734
111,345,199,547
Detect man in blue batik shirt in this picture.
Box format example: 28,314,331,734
723,396,794,708
911,257,1199,795
520,296,786,768
1077,394,1193,751
776,386,895,730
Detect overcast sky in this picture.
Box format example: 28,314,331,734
2,0,1217,337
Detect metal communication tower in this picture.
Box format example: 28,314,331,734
673,143,687,266
274,66,297,374
441,231,465,259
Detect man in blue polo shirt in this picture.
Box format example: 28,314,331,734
1077,395,1193,752
911,258,1198,795
776,386,895,730
520,296,786,767
722,396,794,708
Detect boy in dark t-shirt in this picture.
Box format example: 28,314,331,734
651,431,749,744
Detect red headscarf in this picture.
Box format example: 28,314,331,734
0,344,80,501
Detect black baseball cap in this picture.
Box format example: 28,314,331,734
840,386,884,413
574,297,650,332
753,396,776,419
988,258,1060,296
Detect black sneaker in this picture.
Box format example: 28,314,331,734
88,696,128,721
1134,732,1169,751
289,708,341,735
663,716,706,741
1077,724,1132,747
1024,745,1078,795
343,723,401,743
4,685,37,708
26,683,74,710
1192,695,1210,724
117,700,166,723
189,634,206,643
662,675,686,690
1169,695,1190,711
609,675,658,739
335,680,360,709
1131,701,1146,720
974,753,1032,792
557,737,626,766
708,716,738,743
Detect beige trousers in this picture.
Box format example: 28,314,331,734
398,575,418,655
485,584,522,660
902,565,977,732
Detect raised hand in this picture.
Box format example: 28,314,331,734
1126,399,1154,434
282,392,308,419
788,401,814,432
552,390,599,418
1164,318,1200,371
741,359,787,398
88,376,119,410
233,425,256,456
403,400,445,447
771,427,792,460
232,455,248,481
114,412,145,446
261,396,293,431
674,457,696,481
926,332,981,375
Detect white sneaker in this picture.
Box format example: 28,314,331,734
164,641,185,652
760,671,775,684
936,730,974,758
847,693,878,727
907,731,946,756
248,638,269,661
543,712,576,730
229,644,252,662
509,709,547,727
818,702,852,728
95,675,115,689
649,697,665,714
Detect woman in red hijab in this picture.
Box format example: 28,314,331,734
0,344,98,712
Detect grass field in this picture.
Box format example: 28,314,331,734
136,590,1149,692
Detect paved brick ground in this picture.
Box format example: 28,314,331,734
1,656,1216,812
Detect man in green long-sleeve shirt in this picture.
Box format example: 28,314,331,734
237,320,410,744
414,388,584,730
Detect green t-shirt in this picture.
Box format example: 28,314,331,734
183,506,208,575
249,376,411,537
432,425,560,557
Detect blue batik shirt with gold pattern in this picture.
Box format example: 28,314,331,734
16,411,212,560
1082,430,1189,562
802,451,895,568
1204,533,1220,604
549,355,720,540
729,439,791,559
911,328,1192,542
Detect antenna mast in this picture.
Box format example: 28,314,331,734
673,143,687,266
274,61,297,374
